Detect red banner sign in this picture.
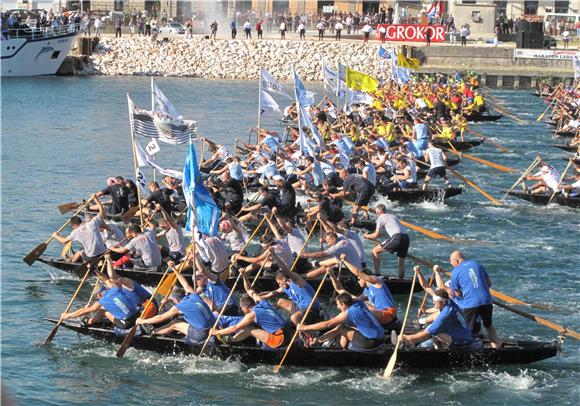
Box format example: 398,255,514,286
375,24,446,42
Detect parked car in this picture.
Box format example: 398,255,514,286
159,21,185,35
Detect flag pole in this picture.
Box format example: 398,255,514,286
150,76,157,182
336,62,340,109
322,60,327,98
256,67,262,145
127,94,145,228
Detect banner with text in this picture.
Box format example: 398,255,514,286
375,24,445,42
514,49,580,60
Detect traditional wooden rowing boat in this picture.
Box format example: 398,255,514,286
434,139,483,151
46,319,560,369
464,114,503,123
551,143,576,152
506,191,580,208
37,256,422,295
375,186,464,202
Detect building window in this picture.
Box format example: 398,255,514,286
114,1,123,12
462,0,476,4
524,1,538,15
495,1,507,17
555,1,570,13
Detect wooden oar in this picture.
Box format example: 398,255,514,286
115,251,191,358
465,128,510,153
442,147,516,173
547,157,574,205
536,83,563,121
488,102,526,124
447,168,502,205
251,251,271,287
493,300,580,341
501,157,541,200
345,201,469,243
44,263,92,344
121,206,140,224
382,269,417,379
24,199,93,266
273,264,335,374
417,271,435,317
58,202,81,214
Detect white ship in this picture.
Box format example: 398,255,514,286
1,26,78,76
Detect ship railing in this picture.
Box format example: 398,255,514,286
2,24,81,41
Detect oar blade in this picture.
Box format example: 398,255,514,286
58,202,80,214
44,320,62,345
116,326,138,358
382,348,398,379
158,273,177,297
23,242,48,266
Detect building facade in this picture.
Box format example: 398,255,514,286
55,1,580,19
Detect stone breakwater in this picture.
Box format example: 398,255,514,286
81,37,390,81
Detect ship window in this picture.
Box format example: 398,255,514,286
51,51,61,59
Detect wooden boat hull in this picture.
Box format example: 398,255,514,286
434,140,483,151
554,131,576,138
506,191,580,208
37,256,422,295
551,144,575,152
376,186,464,202
46,319,560,369
464,114,503,123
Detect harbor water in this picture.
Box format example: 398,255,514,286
1,77,578,405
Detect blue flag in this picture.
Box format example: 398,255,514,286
292,66,312,107
183,143,221,236
378,46,389,59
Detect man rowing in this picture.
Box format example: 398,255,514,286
363,204,409,279
52,194,108,263
398,288,479,350
327,254,398,327
136,263,216,344
421,139,450,191
297,291,385,351
210,273,292,349
523,161,561,194
303,231,362,279
330,169,375,224
110,224,163,269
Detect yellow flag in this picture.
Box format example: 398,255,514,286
345,67,378,92
397,53,420,70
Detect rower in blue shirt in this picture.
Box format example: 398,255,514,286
258,268,323,325
399,288,480,351
193,259,237,315
136,263,216,344
327,254,398,327
297,290,385,351
210,273,291,349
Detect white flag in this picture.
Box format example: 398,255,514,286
146,139,161,156
152,78,182,119
135,141,183,179
347,90,375,105
261,68,291,98
259,89,281,115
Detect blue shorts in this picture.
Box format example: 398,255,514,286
187,325,209,344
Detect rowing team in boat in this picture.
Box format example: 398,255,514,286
520,155,580,197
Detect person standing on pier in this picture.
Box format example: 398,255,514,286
115,17,122,38
230,19,237,39
210,20,218,40
243,20,252,39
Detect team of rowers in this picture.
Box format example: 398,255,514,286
58,73,576,353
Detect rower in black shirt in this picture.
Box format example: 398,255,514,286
142,181,174,216
211,171,244,215
272,175,297,217
331,169,375,224
238,185,277,223
95,176,130,215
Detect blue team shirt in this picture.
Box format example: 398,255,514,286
451,260,493,309
346,300,384,340
203,279,234,309
122,282,151,309
283,281,320,310
99,287,139,320
426,300,474,345
175,293,216,329
218,315,243,329
253,300,287,333
363,282,396,310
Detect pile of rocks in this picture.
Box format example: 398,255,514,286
81,37,392,80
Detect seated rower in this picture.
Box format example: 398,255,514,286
60,268,140,329
382,158,417,191
136,263,216,344
399,289,480,351
234,233,294,276
238,185,277,223
52,194,108,263
210,273,292,349
193,258,238,315
256,267,323,326
297,291,385,351
156,204,186,263
327,254,398,327
111,224,162,269
303,231,362,279
523,161,561,194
